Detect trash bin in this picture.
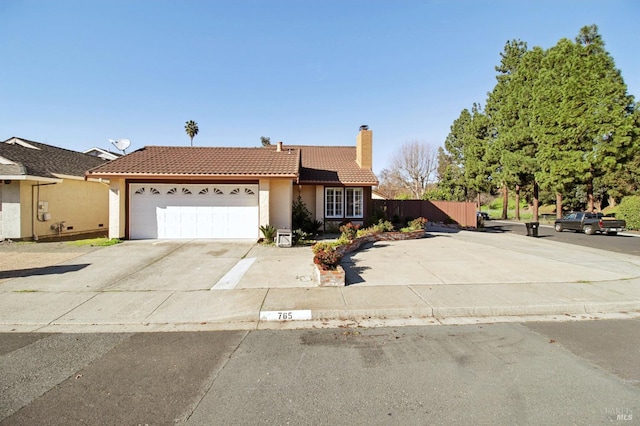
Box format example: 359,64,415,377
525,222,539,237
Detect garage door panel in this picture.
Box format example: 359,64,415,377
179,206,198,238
195,206,215,238
130,184,259,239
228,206,259,238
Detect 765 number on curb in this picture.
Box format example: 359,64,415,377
259,310,312,321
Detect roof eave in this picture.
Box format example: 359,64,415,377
0,175,62,183
298,180,379,186
85,172,299,180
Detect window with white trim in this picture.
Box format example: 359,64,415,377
325,188,344,218
346,188,364,218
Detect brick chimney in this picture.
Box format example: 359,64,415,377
356,125,372,169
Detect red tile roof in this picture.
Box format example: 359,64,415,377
293,146,378,185
86,144,378,186
86,146,301,179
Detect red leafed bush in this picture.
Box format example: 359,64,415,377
313,248,342,271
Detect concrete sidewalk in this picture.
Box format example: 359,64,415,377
1,227,640,332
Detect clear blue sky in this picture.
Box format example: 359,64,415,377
2,0,638,174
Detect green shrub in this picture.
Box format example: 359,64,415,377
356,219,394,236
356,227,375,238
310,219,324,234
373,219,394,233
339,222,360,241
365,208,387,227
292,195,320,235
259,224,277,243
408,217,427,230
618,195,640,230
335,234,351,245
400,217,428,232
325,221,341,233
312,241,339,254
292,229,311,245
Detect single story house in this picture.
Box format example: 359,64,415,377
86,128,379,240
0,137,110,241
84,147,123,161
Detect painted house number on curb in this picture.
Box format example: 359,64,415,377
260,310,312,321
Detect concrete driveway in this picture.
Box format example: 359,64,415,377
0,239,318,292
1,240,252,292
3,231,640,291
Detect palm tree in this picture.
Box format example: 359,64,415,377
185,120,199,146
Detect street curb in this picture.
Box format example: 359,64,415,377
2,300,639,333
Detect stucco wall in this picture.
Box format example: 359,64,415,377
17,178,109,240
294,185,317,219
259,179,270,228
109,178,126,239
0,181,21,239
268,179,293,229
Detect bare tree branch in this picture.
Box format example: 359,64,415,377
385,141,438,199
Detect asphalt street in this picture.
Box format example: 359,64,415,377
1,320,639,425
487,220,640,256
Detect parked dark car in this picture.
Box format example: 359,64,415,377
554,212,626,235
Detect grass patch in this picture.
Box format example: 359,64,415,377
14,289,39,293
67,238,121,247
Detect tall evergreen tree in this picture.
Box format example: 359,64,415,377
486,40,536,220
462,103,493,205
439,109,473,201
534,25,635,213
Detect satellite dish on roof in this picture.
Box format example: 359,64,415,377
109,138,131,154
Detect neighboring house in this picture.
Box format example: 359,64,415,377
86,128,379,240
372,189,387,200
0,137,110,241
83,147,122,161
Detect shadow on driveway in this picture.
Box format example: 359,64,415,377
342,242,386,286
0,264,90,280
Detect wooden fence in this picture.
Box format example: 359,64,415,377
371,199,477,228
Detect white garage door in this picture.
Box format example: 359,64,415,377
129,184,259,239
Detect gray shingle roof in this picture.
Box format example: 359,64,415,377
0,137,108,179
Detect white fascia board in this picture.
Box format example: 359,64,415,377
0,155,17,165
54,173,109,184
5,138,40,149
52,173,85,181
0,175,62,183
86,177,110,184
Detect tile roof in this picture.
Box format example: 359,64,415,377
86,146,301,178
86,144,378,185
0,137,108,179
294,145,378,185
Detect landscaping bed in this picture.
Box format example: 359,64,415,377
312,218,428,286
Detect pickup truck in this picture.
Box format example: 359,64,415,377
554,212,626,236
